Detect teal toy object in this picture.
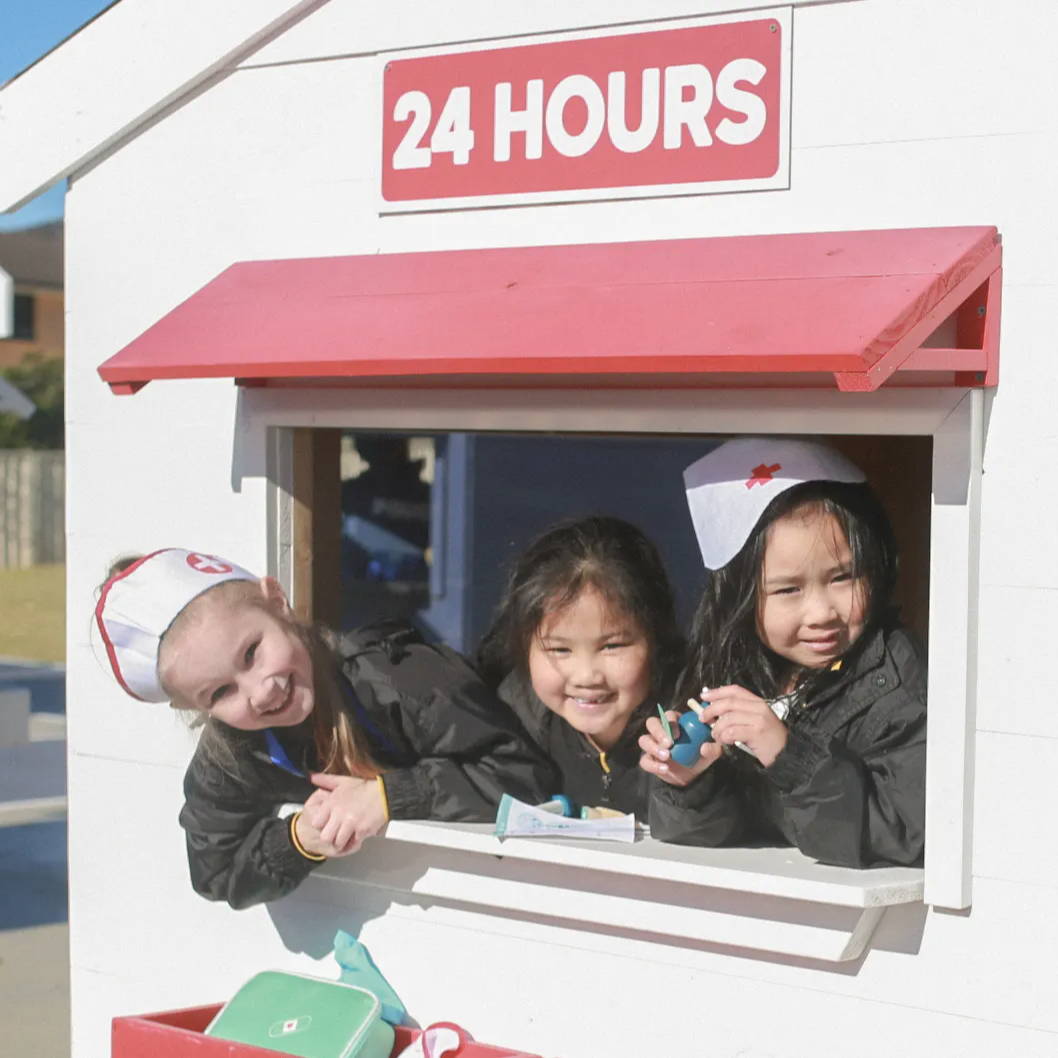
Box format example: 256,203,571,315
669,707,713,767
537,794,575,816
334,931,407,1026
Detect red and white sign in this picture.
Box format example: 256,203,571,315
381,10,790,210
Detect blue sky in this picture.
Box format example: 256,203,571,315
0,0,116,231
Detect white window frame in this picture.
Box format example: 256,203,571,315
252,382,983,959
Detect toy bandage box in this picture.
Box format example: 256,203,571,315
205,971,394,1058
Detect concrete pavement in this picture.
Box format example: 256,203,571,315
0,920,70,1058
1,660,69,1057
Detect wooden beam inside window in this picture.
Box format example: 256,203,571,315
291,427,342,627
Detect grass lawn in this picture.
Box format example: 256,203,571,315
0,564,65,663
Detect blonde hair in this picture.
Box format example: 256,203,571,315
295,619,379,779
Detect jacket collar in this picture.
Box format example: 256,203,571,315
499,669,645,765
800,624,896,731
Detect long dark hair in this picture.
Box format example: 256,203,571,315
679,481,899,706
477,516,684,706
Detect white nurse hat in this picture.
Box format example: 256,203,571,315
94,548,258,702
684,438,866,570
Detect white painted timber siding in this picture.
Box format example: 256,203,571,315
55,1,1058,1055
0,0,329,212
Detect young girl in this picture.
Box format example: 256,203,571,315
94,549,551,909
640,438,926,868
477,515,738,830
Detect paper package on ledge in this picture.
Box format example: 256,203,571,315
494,793,637,843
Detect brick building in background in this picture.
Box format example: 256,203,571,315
0,221,64,369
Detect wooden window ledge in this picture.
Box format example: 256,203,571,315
314,820,924,963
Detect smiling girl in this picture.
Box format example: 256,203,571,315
640,439,927,867
95,549,550,908
478,516,738,829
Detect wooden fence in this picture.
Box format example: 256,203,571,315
0,449,64,568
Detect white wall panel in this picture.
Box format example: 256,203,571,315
976,285,1058,591
375,126,1054,284
972,732,1058,889
244,0,1058,153
297,852,1058,1039
72,817,1058,1058
794,0,1058,143
65,648,202,768
245,0,842,66
57,0,1058,1055
0,0,327,211
66,46,1058,282
976,586,1058,738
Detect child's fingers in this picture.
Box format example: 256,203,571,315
638,732,670,762
643,716,672,752
638,749,670,778
699,685,761,706
310,771,344,791
320,813,346,847
639,751,685,785
302,794,331,829
712,715,765,747
639,748,714,786
645,715,671,745
334,817,359,852
702,684,750,698
698,742,723,766
700,689,767,724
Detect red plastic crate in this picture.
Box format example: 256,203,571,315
112,1004,542,1057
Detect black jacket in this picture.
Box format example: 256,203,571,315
179,626,551,909
495,671,654,818
649,624,927,868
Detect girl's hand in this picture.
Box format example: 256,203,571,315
302,773,388,854
638,708,722,787
293,806,359,859
698,685,788,768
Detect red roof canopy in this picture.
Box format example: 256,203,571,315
98,226,1001,395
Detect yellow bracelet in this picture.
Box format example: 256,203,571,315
289,811,327,862
376,775,390,822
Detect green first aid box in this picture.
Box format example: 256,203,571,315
205,971,395,1058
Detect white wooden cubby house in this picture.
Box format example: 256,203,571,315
1,2,1055,1056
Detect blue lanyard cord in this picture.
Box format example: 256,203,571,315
263,728,305,777
339,675,401,759
263,677,401,777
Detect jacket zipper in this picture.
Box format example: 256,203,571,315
596,749,613,800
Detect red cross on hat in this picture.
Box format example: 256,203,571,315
745,462,782,489
186,552,234,575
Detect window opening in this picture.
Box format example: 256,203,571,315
12,293,34,341
339,432,434,631
308,431,931,655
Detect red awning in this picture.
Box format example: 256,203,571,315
98,226,1001,395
